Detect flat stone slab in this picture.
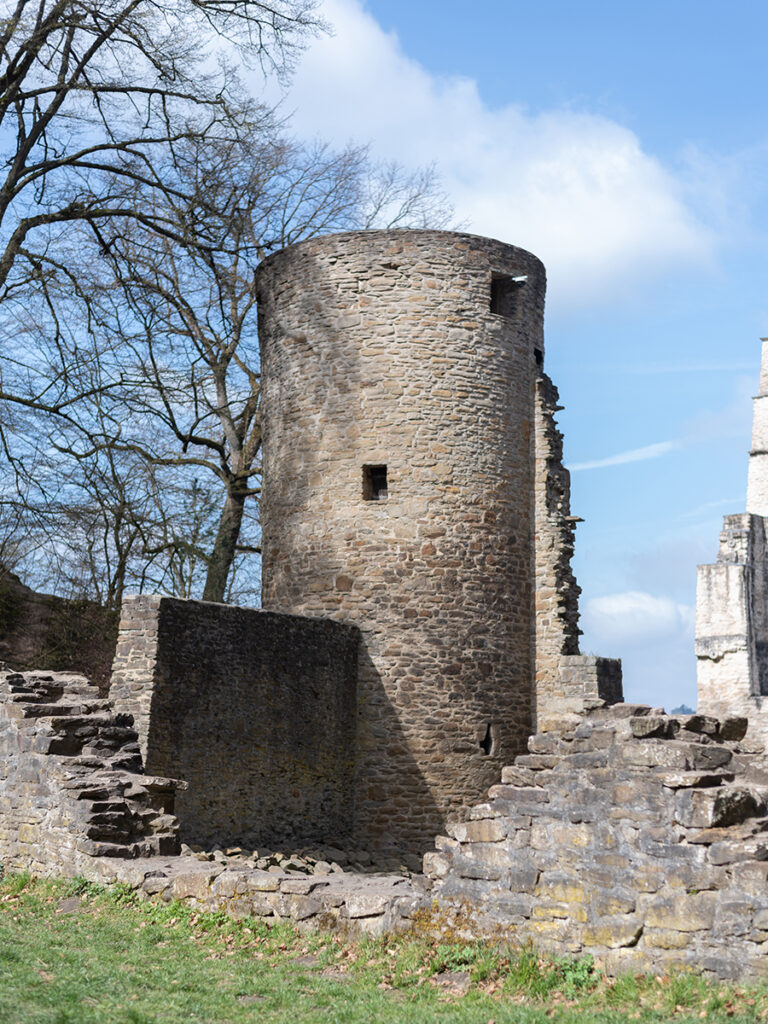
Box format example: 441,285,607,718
93,854,426,931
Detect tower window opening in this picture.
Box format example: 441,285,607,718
534,348,543,367
363,464,388,501
490,274,523,317
479,722,494,756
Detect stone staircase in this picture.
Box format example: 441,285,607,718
0,669,182,873
424,703,768,980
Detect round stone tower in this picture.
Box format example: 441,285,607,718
257,229,546,852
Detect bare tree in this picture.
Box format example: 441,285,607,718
0,0,323,295
59,129,451,600
0,1,453,604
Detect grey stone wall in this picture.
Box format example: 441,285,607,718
0,570,117,690
0,669,180,876
697,515,768,748
533,373,583,724
110,595,359,850
424,703,768,981
257,228,547,851
697,340,768,749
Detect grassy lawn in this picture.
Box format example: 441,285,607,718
0,874,767,1023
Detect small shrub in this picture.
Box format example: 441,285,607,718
559,952,596,996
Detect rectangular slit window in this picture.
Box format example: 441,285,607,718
363,464,388,501
490,273,525,317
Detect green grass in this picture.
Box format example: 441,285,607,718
0,873,766,1023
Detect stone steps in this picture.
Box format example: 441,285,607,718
0,668,182,866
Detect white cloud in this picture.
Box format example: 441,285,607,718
569,440,678,472
267,0,716,304
582,590,695,649
580,590,698,709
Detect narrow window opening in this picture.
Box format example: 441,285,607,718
479,722,494,756
490,273,525,317
534,348,544,367
363,464,388,501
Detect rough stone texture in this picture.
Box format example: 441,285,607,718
258,228,562,851
0,668,181,875
696,514,768,746
558,655,623,709
424,704,768,981
109,594,359,849
0,571,117,690
697,341,768,747
89,854,426,937
533,373,583,726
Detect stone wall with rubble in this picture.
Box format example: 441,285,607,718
109,595,359,850
0,571,117,690
533,373,585,725
70,699,768,982
257,228,553,852
0,668,181,876
423,703,768,981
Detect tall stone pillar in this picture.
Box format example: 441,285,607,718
697,339,768,748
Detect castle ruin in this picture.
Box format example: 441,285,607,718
109,229,620,855
697,338,768,745
12,231,768,982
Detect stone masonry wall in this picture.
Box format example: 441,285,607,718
0,668,181,876
257,229,547,852
697,514,768,748
424,703,768,981
533,373,582,726
0,570,117,690
109,595,359,850
52,698,768,983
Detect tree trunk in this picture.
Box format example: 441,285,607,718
202,485,247,602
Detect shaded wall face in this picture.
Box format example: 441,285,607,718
258,229,545,851
110,595,358,848
0,571,117,691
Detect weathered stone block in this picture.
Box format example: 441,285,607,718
173,869,223,900
344,893,391,919
643,928,692,949
590,889,636,917
708,838,768,865
675,787,759,829
582,916,643,948
423,851,450,878
448,819,506,843
613,741,732,771
645,892,717,932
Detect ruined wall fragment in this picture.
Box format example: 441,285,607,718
0,668,180,876
110,595,359,849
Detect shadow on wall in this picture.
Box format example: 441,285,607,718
125,597,359,850
110,594,444,855
353,642,444,853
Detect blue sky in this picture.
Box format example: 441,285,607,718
265,0,768,708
